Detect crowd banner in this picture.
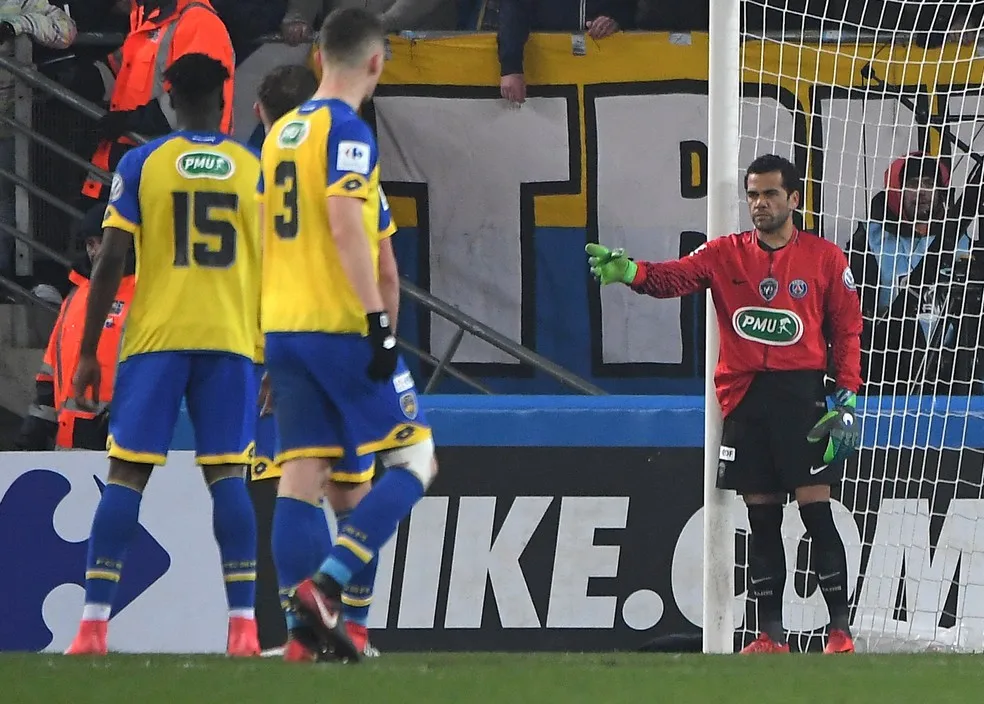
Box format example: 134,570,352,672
235,34,984,394
3,396,984,653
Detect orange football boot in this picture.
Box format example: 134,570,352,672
226,616,260,657
824,629,855,654
64,620,108,656
740,633,790,654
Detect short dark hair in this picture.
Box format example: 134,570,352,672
318,8,385,68
744,154,802,199
164,53,228,107
257,65,318,123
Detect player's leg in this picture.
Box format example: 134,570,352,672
187,353,260,657
324,454,378,657
67,352,187,655
292,351,435,661
264,334,340,662
716,383,789,654
773,374,854,654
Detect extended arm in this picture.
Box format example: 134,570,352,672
586,242,714,298
80,229,130,358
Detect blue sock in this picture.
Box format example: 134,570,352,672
318,468,423,587
209,476,257,615
83,482,142,618
273,496,330,631
336,508,379,626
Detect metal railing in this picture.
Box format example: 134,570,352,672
0,53,605,395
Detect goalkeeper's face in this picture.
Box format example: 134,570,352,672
746,171,799,234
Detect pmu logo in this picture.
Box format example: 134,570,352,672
0,470,170,651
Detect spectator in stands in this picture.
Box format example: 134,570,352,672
0,1,76,276
498,0,635,104
845,152,980,394
14,205,135,451
80,0,235,206
279,0,456,45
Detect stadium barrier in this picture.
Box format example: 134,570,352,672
3,394,983,653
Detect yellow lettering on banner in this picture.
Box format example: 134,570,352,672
378,33,984,233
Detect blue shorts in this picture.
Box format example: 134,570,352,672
108,351,255,466
250,363,375,483
264,332,430,465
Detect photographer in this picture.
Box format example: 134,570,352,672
845,152,980,395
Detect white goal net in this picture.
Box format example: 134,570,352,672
735,0,984,652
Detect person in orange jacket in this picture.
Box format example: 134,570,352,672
15,204,135,450
81,0,235,204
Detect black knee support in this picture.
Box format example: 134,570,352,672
746,503,786,642
799,501,850,632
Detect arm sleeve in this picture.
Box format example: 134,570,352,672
378,185,397,239
101,149,144,234
497,0,530,76
381,0,449,30
6,1,77,49
844,223,881,318
325,118,377,200
596,0,637,28
285,0,323,24
824,248,864,393
627,241,717,299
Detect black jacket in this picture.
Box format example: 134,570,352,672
497,0,637,76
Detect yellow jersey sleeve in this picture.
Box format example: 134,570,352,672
378,184,397,239
102,146,148,235
325,116,376,200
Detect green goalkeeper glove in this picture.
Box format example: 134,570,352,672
807,388,860,465
586,243,637,285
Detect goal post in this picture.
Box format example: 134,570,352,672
703,0,741,655
708,0,984,653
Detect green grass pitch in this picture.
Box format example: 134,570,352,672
2,652,984,704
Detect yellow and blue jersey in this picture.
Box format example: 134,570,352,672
103,131,262,361
257,98,388,336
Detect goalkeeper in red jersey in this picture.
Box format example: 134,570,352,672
587,154,863,655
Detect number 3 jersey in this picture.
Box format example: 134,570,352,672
627,230,864,417
257,98,388,337
102,131,261,361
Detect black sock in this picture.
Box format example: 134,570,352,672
747,503,786,643
799,501,851,634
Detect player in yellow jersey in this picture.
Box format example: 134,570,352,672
250,63,396,661
66,54,262,658
258,8,437,662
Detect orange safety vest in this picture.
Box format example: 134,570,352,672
82,0,235,200
35,271,135,449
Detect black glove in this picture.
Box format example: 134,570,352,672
0,22,16,44
366,311,398,381
95,109,137,140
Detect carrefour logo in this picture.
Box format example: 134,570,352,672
731,306,804,346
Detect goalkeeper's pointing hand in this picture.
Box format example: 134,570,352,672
807,388,860,464
586,243,637,285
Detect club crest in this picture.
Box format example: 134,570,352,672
758,277,779,302
788,279,808,299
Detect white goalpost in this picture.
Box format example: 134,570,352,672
707,0,984,653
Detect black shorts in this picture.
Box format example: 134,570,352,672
715,371,841,494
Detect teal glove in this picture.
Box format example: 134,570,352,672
586,243,637,285
807,388,860,464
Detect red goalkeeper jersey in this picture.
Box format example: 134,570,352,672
629,229,863,417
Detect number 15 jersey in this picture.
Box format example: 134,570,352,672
258,98,386,336
103,132,261,361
